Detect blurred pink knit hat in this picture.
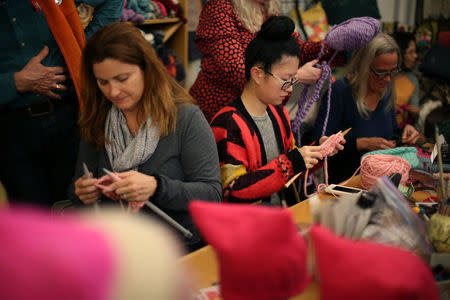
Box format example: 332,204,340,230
189,201,311,300
0,207,114,300
310,225,439,300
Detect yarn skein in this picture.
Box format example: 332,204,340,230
292,17,381,146
361,147,419,168
360,154,411,189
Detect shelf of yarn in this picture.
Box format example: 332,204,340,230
131,18,183,42
130,0,188,86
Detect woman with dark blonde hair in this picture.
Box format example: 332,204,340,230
69,22,222,251
313,33,421,184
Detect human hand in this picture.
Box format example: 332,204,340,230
74,173,101,204
104,170,158,202
357,137,396,151
296,59,322,85
14,46,68,99
298,145,323,169
402,124,420,145
319,135,346,157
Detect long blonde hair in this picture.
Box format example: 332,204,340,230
346,33,401,118
232,0,280,33
80,22,194,150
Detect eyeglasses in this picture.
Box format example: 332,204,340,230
258,67,299,90
370,66,401,79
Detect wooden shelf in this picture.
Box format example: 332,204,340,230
162,21,183,42
128,17,180,25
130,0,188,86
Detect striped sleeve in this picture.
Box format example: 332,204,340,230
211,107,305,203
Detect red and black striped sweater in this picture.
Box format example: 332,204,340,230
211,98,309,203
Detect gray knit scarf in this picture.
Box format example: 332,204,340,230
105,105,160,172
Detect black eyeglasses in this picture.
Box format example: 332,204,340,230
370,66,401,79
258,67,299,90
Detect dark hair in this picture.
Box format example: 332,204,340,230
80,22,193,150
244,16,301,80
392,31,416,70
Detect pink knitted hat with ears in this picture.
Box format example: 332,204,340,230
189,201,311,300
0,207,115,300
292,17,381,145
309,225,439,300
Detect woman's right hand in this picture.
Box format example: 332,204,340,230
296,59,322,85
298,145,323,169
357,137,396,151
74,174,100,204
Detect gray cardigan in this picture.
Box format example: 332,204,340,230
69,103,222,248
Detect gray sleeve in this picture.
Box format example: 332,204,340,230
152,105,222,211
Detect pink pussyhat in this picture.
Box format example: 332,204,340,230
189,201,311,300
310,225,439,300
0,207,115,300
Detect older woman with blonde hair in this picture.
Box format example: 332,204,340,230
190,0,343,121
313,33,421,183
69,22,222,252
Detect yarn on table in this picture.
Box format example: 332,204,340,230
361,147,419,168
292,17,381,145
360,154,411,189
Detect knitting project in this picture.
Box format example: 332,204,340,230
292,17,381,145
303,132,345,197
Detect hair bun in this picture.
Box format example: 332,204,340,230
258,16,295,41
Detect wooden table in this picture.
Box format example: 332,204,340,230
178,175,433,299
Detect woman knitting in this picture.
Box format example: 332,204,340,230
69,22,222,252
190,0,343,121
211,16,344,204
313,33,421,184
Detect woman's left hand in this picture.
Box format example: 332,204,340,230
402,124,420,145
319,135,346,157
105,170,158,202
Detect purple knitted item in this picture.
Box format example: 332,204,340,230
292,17,381,146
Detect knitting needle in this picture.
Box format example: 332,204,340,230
284,128,352,188
103,168,194,238
342,127,352,136
83,163,100,212
102,168,121,182
145,201,194,238
435,126,448,213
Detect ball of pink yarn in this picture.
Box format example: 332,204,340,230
360,154,411,189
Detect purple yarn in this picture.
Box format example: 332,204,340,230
292,17,380,146
325,17,381,51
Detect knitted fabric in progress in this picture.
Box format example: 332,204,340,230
303,132,345,197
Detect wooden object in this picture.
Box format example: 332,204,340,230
132,0,188,81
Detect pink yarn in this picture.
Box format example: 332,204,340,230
303,132,345,197
95,174,146,213
359,154,411,189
